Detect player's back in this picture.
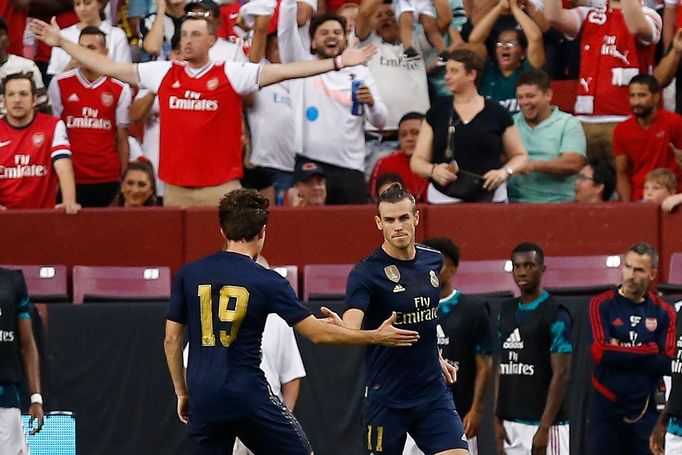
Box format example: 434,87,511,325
168,251,311,423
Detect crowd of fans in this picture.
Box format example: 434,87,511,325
1,0,682,211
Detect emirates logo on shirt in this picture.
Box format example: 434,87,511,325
101,92,114,107
32,133,45,147
206,77,219,91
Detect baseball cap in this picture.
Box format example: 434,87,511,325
185,0,221,17
294,161,325,183
0,17,8,33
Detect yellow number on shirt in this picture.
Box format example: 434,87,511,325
198,285,250,347
367,425,384,452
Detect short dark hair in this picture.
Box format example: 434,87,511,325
79,25,107,46
629,73,660,94
516,68,551,92
376,183,416,214
309,13,347,41
398,111,425,128
495,27,528,50
375,173,405,197
589,158,616,201
511,242,545,264
449,49,484,85
1,72,36,95
181,15,217,36
219,189,269,242
423,237,460,267
626,242,659,268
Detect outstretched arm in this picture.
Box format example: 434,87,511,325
31,18,138,86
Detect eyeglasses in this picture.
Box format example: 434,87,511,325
576,174,596,182
185,10,211,18
495,40,520,49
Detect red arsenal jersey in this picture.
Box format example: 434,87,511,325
0,114,71,209
369,151,428,202
573,6,660,116
141,61,257,187
49,69,131,184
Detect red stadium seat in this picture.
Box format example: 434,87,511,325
453,260,517,296
0,265,69,302
544,255,622,294
668,252,682,285
272,265,299,297
72,265,171,304
302,264,354,301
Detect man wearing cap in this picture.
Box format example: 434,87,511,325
289,161,327,206
0,16,49,115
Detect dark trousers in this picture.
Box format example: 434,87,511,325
58,181,120,207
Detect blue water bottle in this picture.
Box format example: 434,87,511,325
351,79,365,116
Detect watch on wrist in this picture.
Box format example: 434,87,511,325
505,167,514,177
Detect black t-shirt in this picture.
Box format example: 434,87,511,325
426,97,513,175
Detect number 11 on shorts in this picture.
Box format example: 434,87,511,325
367,425,384,452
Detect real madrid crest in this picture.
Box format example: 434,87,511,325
430,270,439,287
384,265,400,283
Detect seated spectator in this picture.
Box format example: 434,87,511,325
574,159,617,203
0,73,79,213
545,0,662,163
374,172,406,199
288,161,327,206
508,69,586,202
410,49,528,203
642,168,677,204
140,0,186,62
369,112,429,202
467,0,544,112
0,17,49,114
613,74,682,201
113,160,159,206
47,0,132,76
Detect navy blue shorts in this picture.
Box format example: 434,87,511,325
187,395,312,455
362,389,468,455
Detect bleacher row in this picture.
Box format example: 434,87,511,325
8,252,682,305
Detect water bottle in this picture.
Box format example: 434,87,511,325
351,80,365,117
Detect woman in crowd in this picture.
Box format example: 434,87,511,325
114,160,159,207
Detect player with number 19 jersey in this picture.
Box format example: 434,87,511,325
166,251,311,424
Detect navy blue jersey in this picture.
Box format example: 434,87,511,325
167,251,312,423
589,289,676,417
346,245,447,408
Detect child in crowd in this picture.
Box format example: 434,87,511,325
642,168,677,205
396,0,448,59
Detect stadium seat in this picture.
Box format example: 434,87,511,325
302,264,354,301
453,260,516,297
668,253,682,285
544,255,622,295
72,265,171,304
272,265,299,297
0,265,69,303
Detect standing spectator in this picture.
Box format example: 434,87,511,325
588,242,675,455
48,26,132,207
396,0,448,60
467,0,545,112
574,159,617,203
47,0,132,76
185,0,248,63
32,12,377,207
0,1,28,57
0,73,79,213
369,112,429,202
278,0,388,204
545,0,662,163
0,268,44,454
405,237,494,455
0,17,50,115
642,168,677,204
140,0,186,61
354,0,433,174
410,49,528,203
508,69,586,202
613,74,682,201
495,242,572,455
288,161,327,206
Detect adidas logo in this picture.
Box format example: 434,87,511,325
503,328,524,350
171,80,181,88
67,93,79,102
393,284,405,293
461,433,468,442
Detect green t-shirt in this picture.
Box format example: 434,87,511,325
480,58,533,113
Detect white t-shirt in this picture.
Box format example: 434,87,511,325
277,0,388,170
0,54,47,114
261,314,307,400
209,38,248,63
48,22,132,75
134,88,164,196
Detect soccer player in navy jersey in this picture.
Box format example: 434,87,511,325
589,242,675,455
343,184,468,455
164,189,420,455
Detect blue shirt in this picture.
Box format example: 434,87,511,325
167,251,311,423
346,245,447,408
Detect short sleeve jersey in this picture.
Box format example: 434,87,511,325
167,251,311,423
346,245,447,408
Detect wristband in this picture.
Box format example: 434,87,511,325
30,393,43,405
334,55,344,71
